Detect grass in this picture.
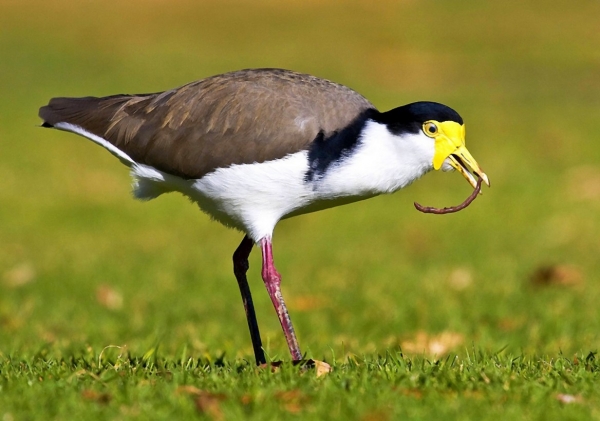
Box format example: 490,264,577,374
2,0,600,419
2,350,599,419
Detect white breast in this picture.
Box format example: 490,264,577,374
315,121,433,196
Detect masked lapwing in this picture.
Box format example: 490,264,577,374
39,68,489,365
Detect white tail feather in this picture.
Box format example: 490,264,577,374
53,122,135,167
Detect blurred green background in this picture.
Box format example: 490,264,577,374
1,0,599,362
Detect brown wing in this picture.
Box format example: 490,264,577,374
39,68,375,179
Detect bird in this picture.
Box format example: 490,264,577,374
38,68,489,365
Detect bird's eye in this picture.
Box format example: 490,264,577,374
423,122,438,136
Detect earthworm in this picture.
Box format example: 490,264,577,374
414,177,483,214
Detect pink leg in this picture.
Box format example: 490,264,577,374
260,237,303,361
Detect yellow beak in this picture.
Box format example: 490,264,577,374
431,122,490,189
448,146,490,189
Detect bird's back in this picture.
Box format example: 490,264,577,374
39,68,375,179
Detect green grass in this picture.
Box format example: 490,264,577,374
2,0,600,419
2,350,599,420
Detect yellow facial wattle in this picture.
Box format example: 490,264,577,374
425,120,489,188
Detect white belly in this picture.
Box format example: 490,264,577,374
131,151,335,241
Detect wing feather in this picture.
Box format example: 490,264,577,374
39,69,375,179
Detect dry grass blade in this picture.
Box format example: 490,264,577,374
195,391,227,420
555,394,583,404
401,331,464,356
96,285,124,310
530,265,583,287
274,390,310,414
314,360,332,377
81,389,111,405
3,263,36,288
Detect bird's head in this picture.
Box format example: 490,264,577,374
376,102,490,189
